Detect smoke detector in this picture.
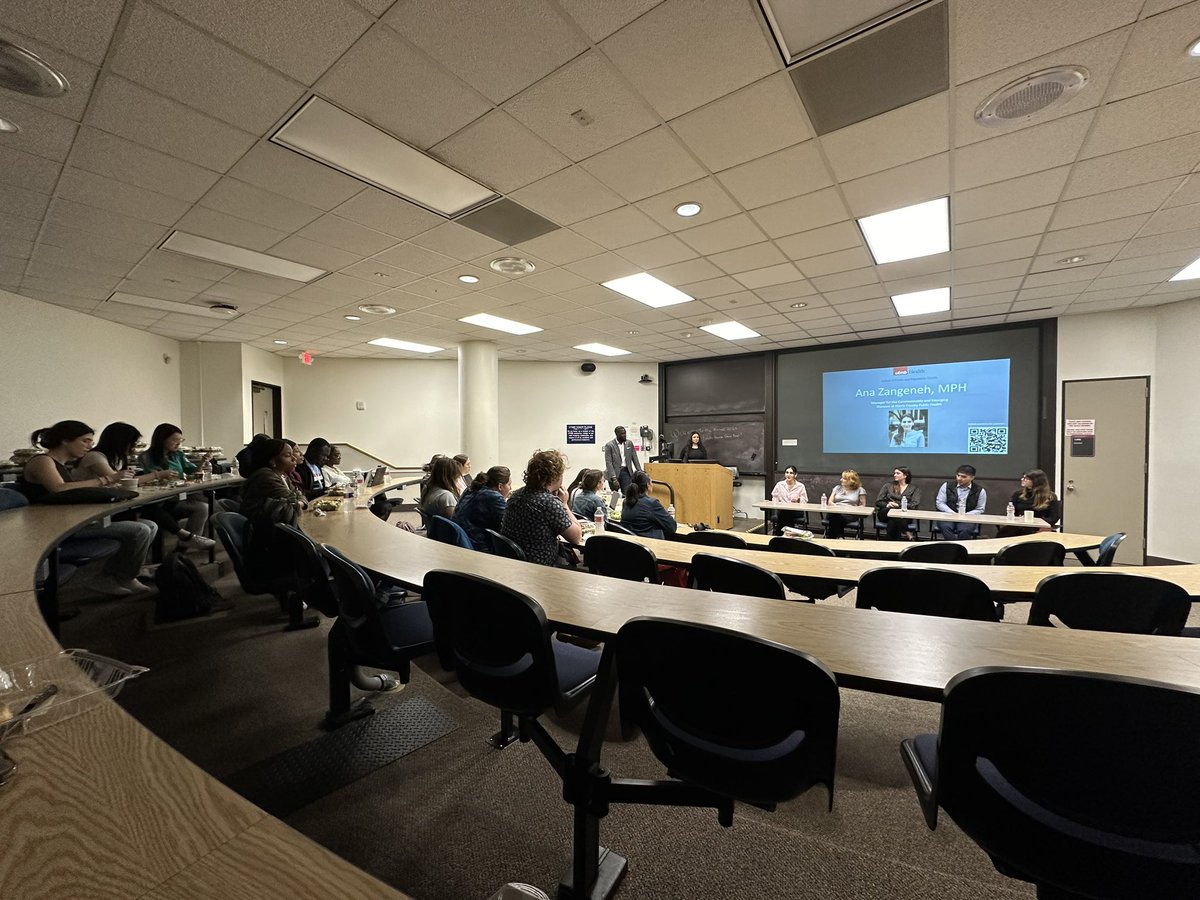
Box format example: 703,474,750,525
357,303,397,315
0,38,70,97
489,256,536,275
974,66,1089,127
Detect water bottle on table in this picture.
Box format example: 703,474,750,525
1006,501,1015,520
957,500,966,514
900,495,908,511
820,493,827,507
593,506,604,533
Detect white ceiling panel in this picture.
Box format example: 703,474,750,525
0,0,124,64
295,214,399,256
580,127,707,202
955,111,1095,190
751,187,849,240
508,167,626,227
955,168,1072,223
0,95,78,162
175,207,288,252
0,27,97,120
1082,76,1200,159
56,166,191,226
1107,1,1200,101
839,153,950,219
1049,178,1185,230
430,110,569,193
715,141,832,211
68,127,220,202
227,142,364,210
822,92,948,182
333,189,445,239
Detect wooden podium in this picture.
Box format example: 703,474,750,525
645,462,734,529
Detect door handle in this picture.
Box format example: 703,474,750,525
1066,479,1076,492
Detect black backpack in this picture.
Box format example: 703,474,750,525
154,552,222,623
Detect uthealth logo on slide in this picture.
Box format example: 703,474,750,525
892,366,908,375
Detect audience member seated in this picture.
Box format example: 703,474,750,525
79,422,214,550
997,468,1061,538
239,438,306,576
621,470,677,540
420,456,462,523
875,466,921,541
565,467,589,508
320,445,352,488
825,469,864,539
570,470,609,523
935,464,987,540
770,465,807,535
419,454,444,494
139,423,209,480
453,453,472,494
235,433,269,476
681,431,707,461
501,449,582,567
17,420,157,597
278,440,305,493
453,466,511,551
297,437,331,500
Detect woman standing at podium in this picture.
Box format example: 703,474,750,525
681,431,707,461
770,466,808,535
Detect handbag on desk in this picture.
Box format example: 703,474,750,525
34,487,139,505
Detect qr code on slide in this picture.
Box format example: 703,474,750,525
967,426,1008,455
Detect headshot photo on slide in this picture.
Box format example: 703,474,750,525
889,409,928,448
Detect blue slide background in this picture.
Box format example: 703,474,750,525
822,358,1010,454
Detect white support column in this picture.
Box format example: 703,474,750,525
458,340,499,466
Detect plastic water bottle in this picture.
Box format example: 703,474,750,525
1006,501,1015,520
354,472,369,509
667,503,675,517
200,458,212,482
593,506,604,533
957,499,966,514
900,495,908,511
820,493,827,507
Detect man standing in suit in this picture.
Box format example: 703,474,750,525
604,425,642,492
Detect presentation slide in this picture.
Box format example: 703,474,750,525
822,359,1010,455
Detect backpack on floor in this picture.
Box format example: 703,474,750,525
154,551,222,623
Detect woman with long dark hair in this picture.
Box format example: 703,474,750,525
419,456,463,522
139,423,208,479
453,465,511,551
681,431,707,461
18,420,157,596
620,470,677,540
998,468,1061,537
874,466,921,541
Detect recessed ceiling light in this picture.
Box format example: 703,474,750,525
368,337,444,353
790,302,808,309
675,202,702,217
107,292,242,320
489,256,536,275
682,331,694,338
602,272,695,308
374,272,389,278
858,197,950,265
0,116,21,133
701,321,760,341
274,340,288,345
458,274,480,284
514,349,527,354
0,38,70,96
574,342,631,357
272,97,496,216
1189,38,1200,57
161,231,325,282
459,312,542,335
1169,254,1200,281
891,286,951,317
1057,255,1088,264
357,304,396,315
627,330,639,335
344,314,362,321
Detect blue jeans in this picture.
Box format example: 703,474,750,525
937,520,980,540
75,520,157,580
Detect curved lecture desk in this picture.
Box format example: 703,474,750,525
0,481,407,900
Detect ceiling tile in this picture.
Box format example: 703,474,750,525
708,242,786,275
0,95,77,162
1050,177,1183,230
387,0,588,104
839,153,950,218
716,141,832,210
1,183,51,225
675,214,766,255
199,178,324,233
648,258,722,286
0,214,41,243
333,188,445,239
29,243,130,278
733,263,803,289
0,27,97,120
952,259,1032,283
1082,77,1200,159
509,167,626,226
68,127,220,203
670,73,812,172
750,187,849,239
955,206,1053,247
175,207,289,252
775,221,862,260
556,0,663,42
515,230,604,266
374,242,457,275
296,214,399,256
1117,226,1200,258
1063,132,1200,199
954,167,1071,223
822,92,948,181
798,246,874,279
38,223,153,265
339,260,420,287
564,253,642,284
618,234,698,268
269,235,359,271
431,110,569,193
1140,200,1200,235
47,197,168,246
56,167,190,226
955,111,1094,190
1108,2,1200,101
228,142,363,210
316,23,490,150
580,127,707,202
409,222,507,260
0,0,123,63
1039,213,1152,253
1164,172,1200,208
953,237,1041,267
522,268,591,294
504,50,659,161
572,206,667,250
811,268,880,292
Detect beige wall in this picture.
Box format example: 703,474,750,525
0,289,181,453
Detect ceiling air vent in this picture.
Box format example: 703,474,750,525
974,66,1089,127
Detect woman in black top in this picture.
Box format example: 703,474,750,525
681,431,707,461
998,468,1061,537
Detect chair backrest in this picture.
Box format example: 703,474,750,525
486,528,526,561
211,511,253,588
856,566,997,621
1029,572,1190,635
0,487,30,511
767,536,837,558
318,544,377,630
617,617,839,806
429,514,474,550
994,540,1066,567
273,523,339,617
690,553,788,600
934,667,1200,899
682,529,747,549
584,534,659,583
1096,532,1127,566
898,542,968,564
423,569,583,716
603,520,634,536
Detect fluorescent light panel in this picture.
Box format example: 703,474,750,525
459,313,542,335
701,321,760,340
273,97,496,217
891,286,950,317
574,342,630,357
602,273,694,308
161,231,325,282
858,197,949,265
1169,255,1200,281
107,292,239,320
368,337,444,353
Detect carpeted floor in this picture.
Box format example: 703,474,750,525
58,533,1182,900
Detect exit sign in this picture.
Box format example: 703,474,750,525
299,351,313,366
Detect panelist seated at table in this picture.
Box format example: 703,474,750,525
875,466,921,541
770,466,808,535
17,419,158,597
997,469,1062,538
935,464,987,539
77,421,215,550
621,470,678,540
501,449,582,567
454,465,511,552
826,470,866,539
680,431,708,462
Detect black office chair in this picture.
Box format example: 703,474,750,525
1028,572,1190,635
872,511,919,540
819,509,863,539
486,528,526,561
428,515,474,550
212,511,313,631
856,566,998,621
602,520,635,536
319,545,436,728
681,529,747,549
1094,532,1127,566
766,537,840,602
900,666,1200,899
584,534,659,583
994,540,1066,567
272,523,339,618
690,553,788,600
898,542,969,564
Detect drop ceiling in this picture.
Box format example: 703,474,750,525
1,0,1200,363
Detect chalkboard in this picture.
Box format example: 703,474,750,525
664,356,766,417
664,422,765,475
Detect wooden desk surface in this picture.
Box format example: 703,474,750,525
304,505,1200,701
897,508,1032,527
755,500,874,516
0,488,407,899
694,528,1107,559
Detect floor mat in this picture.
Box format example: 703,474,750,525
223,695,457,817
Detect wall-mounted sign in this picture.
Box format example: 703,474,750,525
1066,419,1095,457
566,424,595,444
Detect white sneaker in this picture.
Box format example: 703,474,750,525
180,533,217,549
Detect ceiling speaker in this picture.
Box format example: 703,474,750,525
581,363,596,373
